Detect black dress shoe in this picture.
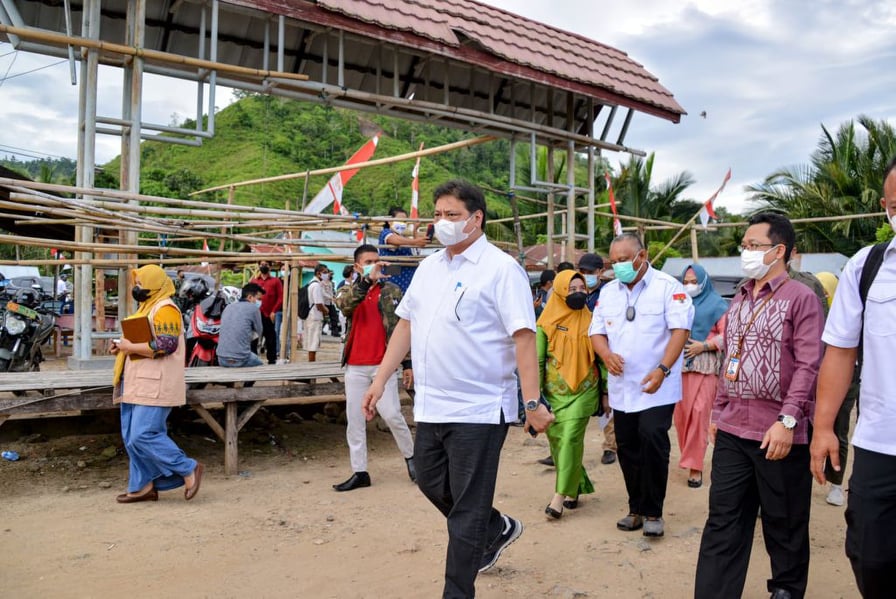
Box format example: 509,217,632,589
563,497,579,510
537,455,555,466
405,457,417,483
601,450,617,465
769,589,792,599
333,472,371,492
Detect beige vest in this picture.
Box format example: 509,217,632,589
113,299,186,407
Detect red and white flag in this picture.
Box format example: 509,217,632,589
410,143,424,220
699,168,732,229
604,172,623,237
200,239,209,267
303,135,379,215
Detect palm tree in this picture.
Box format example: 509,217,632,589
748,116,896,255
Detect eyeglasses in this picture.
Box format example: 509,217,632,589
739,243,776,252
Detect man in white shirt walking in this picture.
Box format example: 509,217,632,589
811,156,896,599
364,180,554,599
304,264,328,362
589,233,693,538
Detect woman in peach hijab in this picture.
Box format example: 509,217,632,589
110,265,204,503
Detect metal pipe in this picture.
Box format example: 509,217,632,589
63,0,76,84
95,126,203,146
0,0,20,46
207,0,218,137
277,15,284,73
337,29,344,88
196,3,206,137
97,115,214,138
262,18,269,71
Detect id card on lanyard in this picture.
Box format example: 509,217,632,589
726,281,788,382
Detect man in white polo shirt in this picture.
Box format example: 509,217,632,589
364,180,554,599
811,156,896,599
589,233,693,538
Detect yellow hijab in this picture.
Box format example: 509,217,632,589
113,265,176,385
536,270,595,390
815,272,838,308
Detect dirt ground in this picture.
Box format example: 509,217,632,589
0,352,859,598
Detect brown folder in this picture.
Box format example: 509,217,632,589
120,315,153,344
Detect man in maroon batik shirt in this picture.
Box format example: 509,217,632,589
695,213,824,599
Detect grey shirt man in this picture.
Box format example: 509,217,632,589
217,300,263,361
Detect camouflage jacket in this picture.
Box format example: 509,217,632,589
335,276,410,368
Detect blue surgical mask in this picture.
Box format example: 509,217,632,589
583,274,598,289
362,264,375,277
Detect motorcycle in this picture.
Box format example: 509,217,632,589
0,287,58,391
178,279,233,387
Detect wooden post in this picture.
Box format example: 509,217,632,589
225,402,237,476
690,226,699,262
94,269,105,354
289,264,301,362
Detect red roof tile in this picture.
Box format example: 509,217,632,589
316,0,684,120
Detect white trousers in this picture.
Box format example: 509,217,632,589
344,364,414,472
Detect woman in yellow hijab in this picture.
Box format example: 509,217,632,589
537,270,601,518
110,265,204,503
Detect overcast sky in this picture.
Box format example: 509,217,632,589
2,1,894,213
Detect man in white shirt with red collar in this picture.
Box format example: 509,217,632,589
364,180,554,599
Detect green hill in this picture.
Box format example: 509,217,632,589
102,94,525,232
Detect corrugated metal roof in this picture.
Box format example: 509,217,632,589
314,0,684,120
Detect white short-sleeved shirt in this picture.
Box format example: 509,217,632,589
396,235,536,424
307,279,325,321
822,238,896,455
589,267,694,413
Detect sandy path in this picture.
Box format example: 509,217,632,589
0,410,858,598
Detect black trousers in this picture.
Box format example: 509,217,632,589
260,314,277,364
414,421,509,599
694,430,811,599
846,446,896,598
613,403,674,518
824,373,858,485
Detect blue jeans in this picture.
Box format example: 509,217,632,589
415,421,509,599
218,354,263,368
120,403,197,493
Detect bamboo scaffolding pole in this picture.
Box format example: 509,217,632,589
0,24,309,83
191,135,497,195
4,181,439,229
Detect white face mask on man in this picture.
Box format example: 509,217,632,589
434,215,474,246
886,206,896,234
740,246,779,280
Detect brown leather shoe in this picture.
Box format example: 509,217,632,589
116,488,159,503
185,462,204,501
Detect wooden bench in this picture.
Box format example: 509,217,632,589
0,362,346,475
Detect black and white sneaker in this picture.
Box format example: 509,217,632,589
478,514,523,573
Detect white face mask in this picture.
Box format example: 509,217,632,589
684,283,701,297
740,246,778,280
434,215,474,246
320,273,330,281
886,206,896,234
392,221,408,235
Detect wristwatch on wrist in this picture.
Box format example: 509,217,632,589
777,414,797,430
657,364,671,378
524,399,540,411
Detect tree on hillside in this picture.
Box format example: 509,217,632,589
747,115,896,255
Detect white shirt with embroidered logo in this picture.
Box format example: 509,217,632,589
822,238,896,456
395,234,535,424
588,266,694,413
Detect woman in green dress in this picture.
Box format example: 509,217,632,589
537,270,601,519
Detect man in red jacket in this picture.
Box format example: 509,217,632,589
250,260,283,364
